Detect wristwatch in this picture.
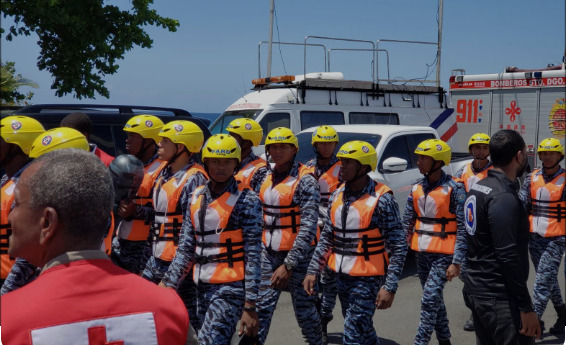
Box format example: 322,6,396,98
518,303,535,313
243,306,257,312
284,261,294,271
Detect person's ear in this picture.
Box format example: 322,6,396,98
39,207,59,246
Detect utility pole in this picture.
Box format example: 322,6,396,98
267,0,275,78
436,0,443,88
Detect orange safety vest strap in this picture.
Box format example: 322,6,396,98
415,216,457,239
262,203,300,232
530,199,566,221
194,238,245,267
332,235,385,261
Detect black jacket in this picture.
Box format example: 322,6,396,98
462,169,533,311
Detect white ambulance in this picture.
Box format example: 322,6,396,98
209,36,460,156
448,63,565,168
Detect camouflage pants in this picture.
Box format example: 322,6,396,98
0,257,38,295
195,281,245,345
319,265,338,321
414,252,452,345
337,273,382,345
110,237,151,274
256,248,322,345
141,256,200,332
529,233,565,317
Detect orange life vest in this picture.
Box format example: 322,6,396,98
190,184,246,284
1,180,16,279
235,158,266,189
101,213,115,256
327,184,390,276
307,161,342,242
259,164,313,251
410,181,458,254
460,162,493,192
151,164,207,261
117,159,164,241
529,169,566,237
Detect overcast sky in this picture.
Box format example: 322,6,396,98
2,0,564,113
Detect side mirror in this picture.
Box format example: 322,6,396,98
382,157,408,172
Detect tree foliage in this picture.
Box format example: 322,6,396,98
1,61,38,105
1,0,179,99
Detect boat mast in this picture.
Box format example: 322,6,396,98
436,0,443,88
267,0,275,78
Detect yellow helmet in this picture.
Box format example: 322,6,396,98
336,140,377,171
311,125,339,145
265,127,298,149
29,127,90,158
226,118,263,146
415,139,452,166
158,120,204,153
123,115,164,142
468,133,490,150
537,138,564,155
1,116,45,155
202,134,241,163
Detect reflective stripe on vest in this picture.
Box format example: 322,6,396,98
1,180,16,279
235,158,266,189
190,184,246,284
410,181,457,254
327,184,390,276
151,164,207,261
461,163,492,192
529,169,566,237
259,164,312,251
117,160,165,241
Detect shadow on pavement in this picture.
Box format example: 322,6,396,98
536,331,565,345
327,332,400,345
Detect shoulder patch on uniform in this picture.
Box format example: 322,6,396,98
470,183,492,195
464,195,477,235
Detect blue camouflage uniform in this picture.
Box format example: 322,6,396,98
518,167,565,319
305,155,341,323
140,159,208,332
240,152,269,193
255,161,323,345
308,178,407,345
1,165,41,294
161,177,263,345
111,151,159,274
402,172,467,345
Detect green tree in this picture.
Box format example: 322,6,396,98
1,61,38,105
1,0,179,99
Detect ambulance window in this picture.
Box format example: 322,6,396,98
259,112,290,144
378,135,412,171
349,112,399,125
300,111,344,130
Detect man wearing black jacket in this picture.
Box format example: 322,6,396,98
462,129,541,345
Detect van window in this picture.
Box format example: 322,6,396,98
379,135,412,171
349,112,399,125
210,109,263,135
259,112,291,144
300,111,344,130
91,124,119,156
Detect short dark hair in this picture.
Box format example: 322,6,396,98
489,130,525,167
28,149,114,247
60,112,92,135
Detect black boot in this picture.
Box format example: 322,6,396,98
550,304,566,335
321,317,331,345
463,313,475,332
438,338,452,345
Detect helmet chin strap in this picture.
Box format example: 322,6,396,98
543,155,564,171
168,145,189,165
424,161,444,180
345,165,368,186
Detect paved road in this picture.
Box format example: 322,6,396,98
264,255,566,345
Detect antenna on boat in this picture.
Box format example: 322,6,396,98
267,0,275,78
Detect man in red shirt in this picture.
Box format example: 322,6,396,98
60,112,115,166
1,148,189,345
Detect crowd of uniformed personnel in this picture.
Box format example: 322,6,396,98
0,113,564,345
